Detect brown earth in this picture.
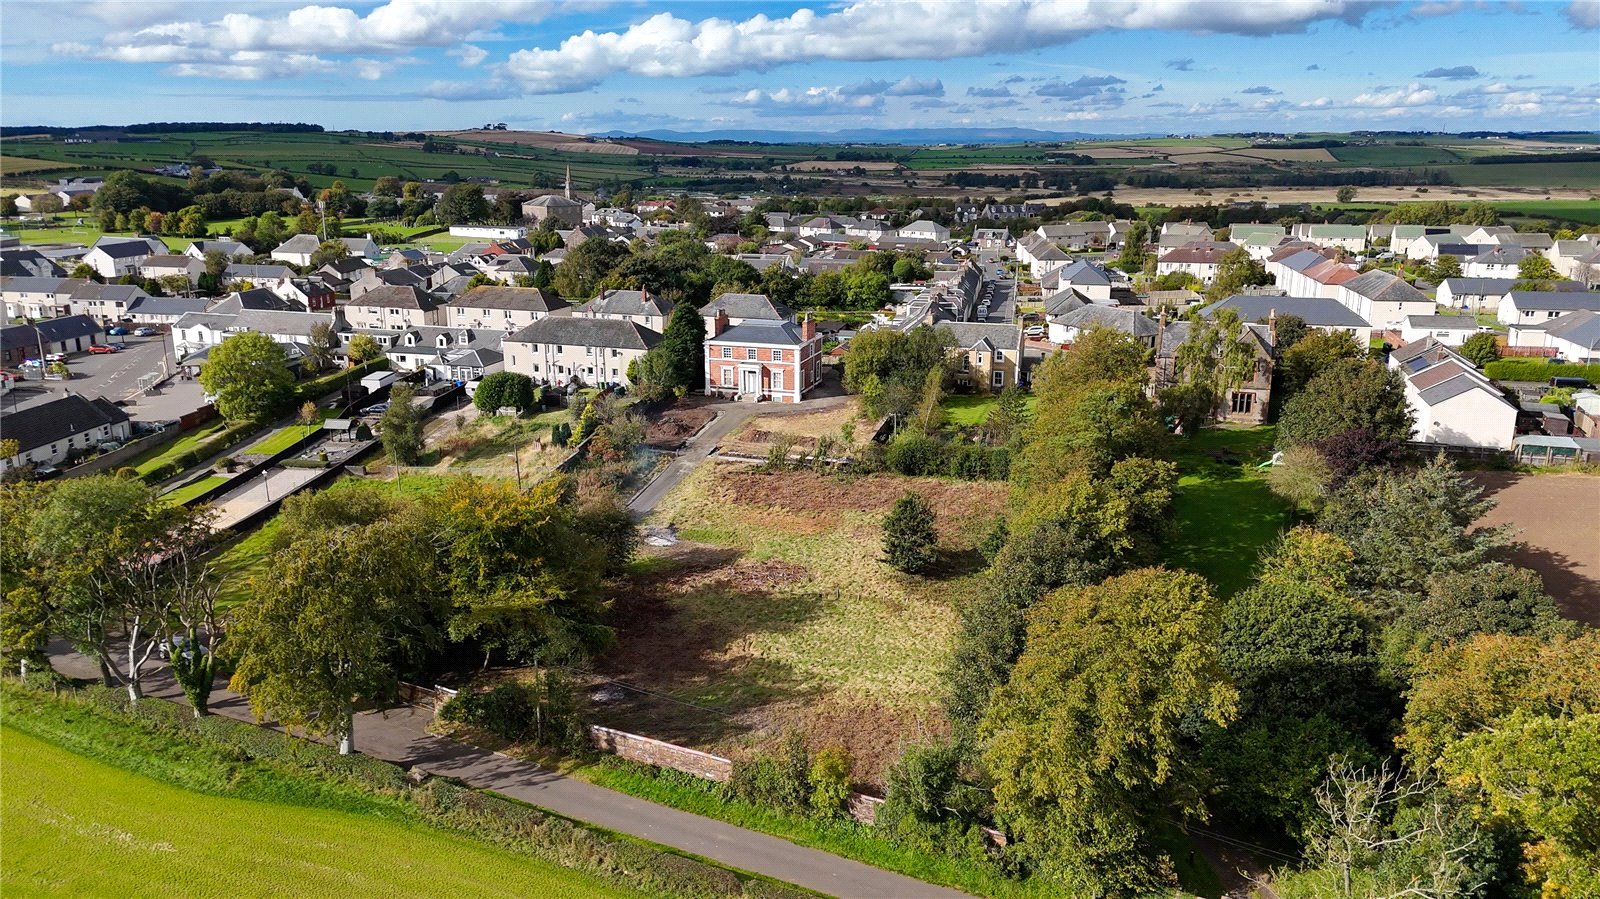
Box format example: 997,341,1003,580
697,467,1005,541
1471,471,1600,626
643,397,717,449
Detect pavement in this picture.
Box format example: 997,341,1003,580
628,393,855,518
207,466,329,530
47,644,969,899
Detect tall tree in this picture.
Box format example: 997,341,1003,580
1169,307,1259,423
304,322,338,374
1277,358,1411,448
981,568,1236,895
198,331,294,422
229,517,443,754
658,302,706,394
379,383,425,465
1205,247,1273,301
435,182,490,225
881,492,937,574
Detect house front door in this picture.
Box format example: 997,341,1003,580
741,367,759,395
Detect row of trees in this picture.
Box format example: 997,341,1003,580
0,473,632,756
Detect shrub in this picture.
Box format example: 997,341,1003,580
1267,445,1333,512
551,422,573,447
727,732,811,811
473,371,536,414
437,676,585,750
885,431,946,476
882,491,937,573
808,746,853,819
114,466,139,479
764,434,796,472
945,443,1009,480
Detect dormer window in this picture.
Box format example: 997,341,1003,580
438,335,449,347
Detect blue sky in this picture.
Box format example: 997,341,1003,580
3,0,1598,136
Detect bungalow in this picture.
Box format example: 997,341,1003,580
1506,310,1600,363
444,285,568,332
704,312,822,403
184,239,249,261
573,289,674,333
1400,315,1481,348
1497,290,1600,327
936,321,1025,391
503,316,659,388
0,394,131,472
172,309,332,358
343,284,445,330
270,233,380,266
0,315,106,365
1388,337,1517,449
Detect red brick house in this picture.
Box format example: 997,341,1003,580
704,311,823,403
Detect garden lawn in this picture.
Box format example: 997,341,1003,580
162,474,230,506
249,413,333,456
127,420,232,478
939,393,1038,428
0,728,638,899
1165,426,1291,599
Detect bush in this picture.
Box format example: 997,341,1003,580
474,372,536,414
808,746,853,819
1482,359,1600,384
727,732,811,811
437,676,585,750
882,491,938,573
885,431,946,476
945,443,1008,480
1267,445,1333,512
551,422,573,447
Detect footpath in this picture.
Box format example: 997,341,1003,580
47,646,968,899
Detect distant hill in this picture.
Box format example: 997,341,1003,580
593,127,1160,145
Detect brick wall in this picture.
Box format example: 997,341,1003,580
588,725,734,782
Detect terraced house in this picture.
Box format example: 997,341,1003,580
503,316,659,388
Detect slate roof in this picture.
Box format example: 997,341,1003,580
709,319,813,347
1543,310,1600,350
208,289,301,314
935,321,1024,352
506,316,660,351
1504,291,1600,313
576,288,674,318
225,263,295,281
1052,304,1158,338
1341,270,1429,304
525,193,583,208
1202,294,1371,329
352,284,440,311
1405,315,1479,330
91,241,150,259
0,394,129,454
1159,242,1234,264
450,285,567,313
703,292,791,322
126,296,208,318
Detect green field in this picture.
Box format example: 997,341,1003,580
1328,145,1464,166
1165,426,1291,598
0,725,639,899
161,474,230,505
1427,162,1600,188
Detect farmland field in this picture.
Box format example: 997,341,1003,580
1329,145,1465,166
0,726,640,899
0,154,77,174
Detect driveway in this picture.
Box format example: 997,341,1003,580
46,645,968,899
628,393,855,518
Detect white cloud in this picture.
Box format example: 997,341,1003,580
730,86,884,117
503,0,1376,93
884,76,944,97
1567,0,1600,29
448,44,489,67
1349,83,1438,107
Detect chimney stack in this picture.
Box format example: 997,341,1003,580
801,311,816,342
713,309,729,337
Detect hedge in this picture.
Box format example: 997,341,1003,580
1482,360,1600,384
142,420,261,483
885,432,1010,481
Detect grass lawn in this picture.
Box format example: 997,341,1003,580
939,393,1038,427
0,696,645,899
162,474,230,505
126,420,232,479
249,414,332,456
1165,426,1291,599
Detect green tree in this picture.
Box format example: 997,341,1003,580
347,335,383,366
0,586,51,676
304,322,338,375
1335,186,1357,203
1273,313,1309,351
1457,331,1500,368
881,492,937,574
435,183,490,225
1204,247,1273,301
473,371,536,414
68,263,102,282
1277,330,1363,407
1115,221,1149,274
437,477,612,665
1385,563,1572,673
197,331,294,422
981,568,1237,895
379,383,425,465
1426,253,1463,283
309,239,350,268
1168,307,1259,424
1277,358,1411,448
228,516,442,753
1514,254,1559,290
658,302,706,394
371,175,403,197
842,326,952,418
552,237,630,300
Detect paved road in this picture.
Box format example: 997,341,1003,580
628,394,856,518
47,646,968,899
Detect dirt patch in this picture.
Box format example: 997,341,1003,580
700,465,1004,542
643,398,716,449
1471,471,1600,626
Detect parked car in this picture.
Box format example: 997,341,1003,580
32,466,59,480
133,327,158,337
109,342,127,350
1024,325,1046,338
97,441,122,453
106,326,128,336
365,402,390,414
44,352,67,363
1021,312,1041,322
87,344,119,354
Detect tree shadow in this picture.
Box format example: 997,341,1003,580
1502,543,1600,627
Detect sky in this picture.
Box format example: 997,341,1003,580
2,0,1598,137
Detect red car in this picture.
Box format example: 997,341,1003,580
88,344,119,354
